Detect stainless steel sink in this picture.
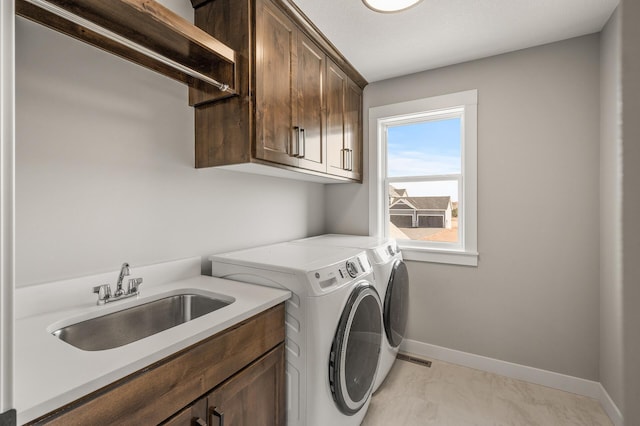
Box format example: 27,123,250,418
52,293,232,351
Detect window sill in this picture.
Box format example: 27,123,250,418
398,245,479,266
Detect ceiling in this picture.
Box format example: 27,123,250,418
291,0,619,83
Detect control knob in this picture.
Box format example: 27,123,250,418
345,260,358,278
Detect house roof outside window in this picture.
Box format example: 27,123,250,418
392,196,451,211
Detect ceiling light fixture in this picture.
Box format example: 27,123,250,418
362,0,423,13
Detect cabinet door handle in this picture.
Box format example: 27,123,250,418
299,128,306,158
346,149,353,171
341,148,347,170
292,126,300,157
211,407,225,426
193,418,207,426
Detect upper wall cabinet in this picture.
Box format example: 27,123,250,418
191,0,367,183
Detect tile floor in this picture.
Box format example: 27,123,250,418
361,358,613,426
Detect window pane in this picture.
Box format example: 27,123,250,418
387,118,461,177
388,181,459,243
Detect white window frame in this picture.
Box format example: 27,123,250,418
369,90,478,266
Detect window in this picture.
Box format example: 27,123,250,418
369,90,478,266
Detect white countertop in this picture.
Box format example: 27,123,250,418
14,261,290,424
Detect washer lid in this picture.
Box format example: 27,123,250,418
329,283,382,415
384,260,409,348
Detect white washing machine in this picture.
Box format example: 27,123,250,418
209,242,382,426
292,234,409,392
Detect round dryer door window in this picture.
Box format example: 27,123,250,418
329,283,382,415
384,260,409,348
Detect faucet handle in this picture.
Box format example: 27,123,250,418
93,284,112,304
127,278,143,295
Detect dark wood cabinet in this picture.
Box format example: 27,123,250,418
326,59,347,177
163,344,285,426
191,0,366,183
295,32,327,173
206,344,285,426
255,0,298,168
345,78,364,180
28,305,286,426
17,0,361,180
326,60,363,181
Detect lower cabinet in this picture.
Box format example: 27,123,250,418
164,344,285,426
28,304,285,426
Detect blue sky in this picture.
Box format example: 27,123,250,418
387,117,461,200
387,117,461,177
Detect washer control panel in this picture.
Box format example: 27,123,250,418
307,252,371,291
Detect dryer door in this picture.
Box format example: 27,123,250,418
329,283,382,415
384,259,409,348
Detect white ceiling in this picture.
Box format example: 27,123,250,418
291,0,619,82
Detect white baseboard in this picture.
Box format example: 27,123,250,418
400,339,623,426
599,383,624,426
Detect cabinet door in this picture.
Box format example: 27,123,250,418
162,398,207,426
325,59,348,177
326,59,363,181
207,344,285,426
255,0,298,167
296,32,326,173
344,79,363,180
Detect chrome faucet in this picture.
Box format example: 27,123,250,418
114,262,130,297
93,262,143,305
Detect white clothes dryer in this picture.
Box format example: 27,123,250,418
292,234,409,392
209,242,382,426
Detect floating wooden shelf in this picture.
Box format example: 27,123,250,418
16,0,238,96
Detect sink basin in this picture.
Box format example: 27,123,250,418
52,293,232,351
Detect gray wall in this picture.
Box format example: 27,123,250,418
599,7,624,415
621,0,640,422
327,35,601,380
15,16,325,287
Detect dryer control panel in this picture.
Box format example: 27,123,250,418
372,240,401,264
306,252,372,293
